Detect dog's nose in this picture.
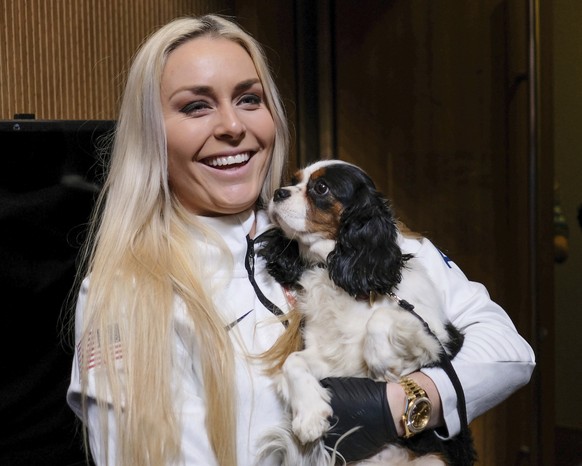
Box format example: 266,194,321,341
273,188,291,203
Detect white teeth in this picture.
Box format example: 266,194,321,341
206,153,250,167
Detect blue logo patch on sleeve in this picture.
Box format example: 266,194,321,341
438,249,453,268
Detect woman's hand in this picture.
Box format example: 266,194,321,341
320,372,443,462
320,377,396,462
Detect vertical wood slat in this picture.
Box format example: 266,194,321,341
0,0,233,120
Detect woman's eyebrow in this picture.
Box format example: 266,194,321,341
234,78,261,93
187,85,213,96
170,79,261,99
167,85,212,100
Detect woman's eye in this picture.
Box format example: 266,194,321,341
180,101,211,115
238,94,262,107
313,180,329,195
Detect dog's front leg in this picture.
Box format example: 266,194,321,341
364,306,442,381
279,349,333,444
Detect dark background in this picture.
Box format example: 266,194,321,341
0,119,114,465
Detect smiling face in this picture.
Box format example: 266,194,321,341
161,36,276,216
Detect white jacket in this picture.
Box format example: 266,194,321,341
67,209,535,465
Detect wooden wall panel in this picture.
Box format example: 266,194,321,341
0,0,234,120
331,1,544,464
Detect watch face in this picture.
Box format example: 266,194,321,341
410,398,432,431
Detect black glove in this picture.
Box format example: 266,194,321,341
320,377,397,462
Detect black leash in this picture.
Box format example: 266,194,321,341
244,235,288,325
388,292,469,434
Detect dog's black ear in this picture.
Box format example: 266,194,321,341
256,228,306,289
327,189,409,297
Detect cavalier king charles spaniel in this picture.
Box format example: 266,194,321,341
256,160,473,465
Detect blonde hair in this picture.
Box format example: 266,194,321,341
75,15,289,466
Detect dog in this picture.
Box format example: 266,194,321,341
256,160,474,465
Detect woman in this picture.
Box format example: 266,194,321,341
67,14,535,466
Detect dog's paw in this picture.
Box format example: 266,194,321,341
292,401,333,444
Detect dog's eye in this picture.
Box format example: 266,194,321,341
313,180,329,196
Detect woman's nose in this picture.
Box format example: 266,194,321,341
215,106,246,140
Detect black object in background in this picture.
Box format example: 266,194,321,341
0,119,114,466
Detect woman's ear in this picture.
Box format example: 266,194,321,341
327,190,406,298
256,228,306,288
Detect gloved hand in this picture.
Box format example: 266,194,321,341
320,377,397,463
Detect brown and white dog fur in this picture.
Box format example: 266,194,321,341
256,160,471,465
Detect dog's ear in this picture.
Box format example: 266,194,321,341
256,228,306,289
327,189,409,297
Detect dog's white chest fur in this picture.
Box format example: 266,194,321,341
297,267,377,377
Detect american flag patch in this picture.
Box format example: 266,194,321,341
78,325,123,371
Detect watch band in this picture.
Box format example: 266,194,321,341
399,376,432,438
399,376,427,400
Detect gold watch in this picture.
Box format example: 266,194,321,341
399,376,432,438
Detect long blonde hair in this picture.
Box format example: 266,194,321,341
74,15,289,466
